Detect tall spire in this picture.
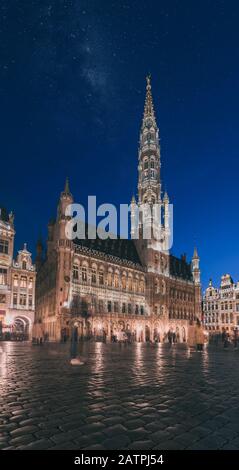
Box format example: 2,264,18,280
143,75,156,121
138,75,161,206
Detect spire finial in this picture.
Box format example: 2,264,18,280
64,177,70,194
143,74,155,120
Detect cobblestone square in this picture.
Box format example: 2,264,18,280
1,342,239,450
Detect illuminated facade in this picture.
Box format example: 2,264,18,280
35,78,202,342
203,275,239,332
0,208,36,338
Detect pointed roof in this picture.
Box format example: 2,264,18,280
143,75,156,121
163,191,169,203
193,246,199,259
60,177,72,198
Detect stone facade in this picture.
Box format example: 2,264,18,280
0,208,36,338
35,77,202,342
203,275,239,332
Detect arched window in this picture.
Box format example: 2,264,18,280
114,272,119,288
108,270,113,287
128,275,133,291
99,269,104,286
91,268,97,284
73,265,79,280
82,266,87,282
122,274,126,290
20,276,27,288
140,279,145,293
22,261,27,270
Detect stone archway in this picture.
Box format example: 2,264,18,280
13,316,31,340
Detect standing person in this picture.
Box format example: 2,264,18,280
233,329,238,350
187,320,196,350
195,319,204,351
223,331,230,349
168,330,172,346
70,323,84,365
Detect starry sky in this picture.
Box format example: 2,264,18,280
0,0,239,289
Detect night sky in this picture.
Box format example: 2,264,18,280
0,0,239,289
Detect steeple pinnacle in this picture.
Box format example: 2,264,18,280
193,246,199,260
64,177,70,195
143,74,156,121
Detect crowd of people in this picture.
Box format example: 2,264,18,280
209,329,238,350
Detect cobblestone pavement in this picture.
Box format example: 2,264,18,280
1,341,239,450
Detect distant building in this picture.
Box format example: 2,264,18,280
0,208,36,339
203,275,239,332
35,77,202,343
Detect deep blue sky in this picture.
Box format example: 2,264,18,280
0,0,239,289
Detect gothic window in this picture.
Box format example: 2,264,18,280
22,261,27,270
122,274,126,290
140,305,144,315
114,301,119,313
73,265,79,280
13,275,18,287
114,273,119,288
99,270,104,286
122,303,126,313
108,271,113,287
0,268,7,286
107,301,112,313
144,160,148,170
82,266,87,282
128,303,132,314
13,292,17,306
20,276,27,288
140,279,145,293
0,239,9,254
150,159,155,168
91,268,97,284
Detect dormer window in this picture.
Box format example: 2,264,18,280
22,261,27,270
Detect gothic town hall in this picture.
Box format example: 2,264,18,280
35,77,202,342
